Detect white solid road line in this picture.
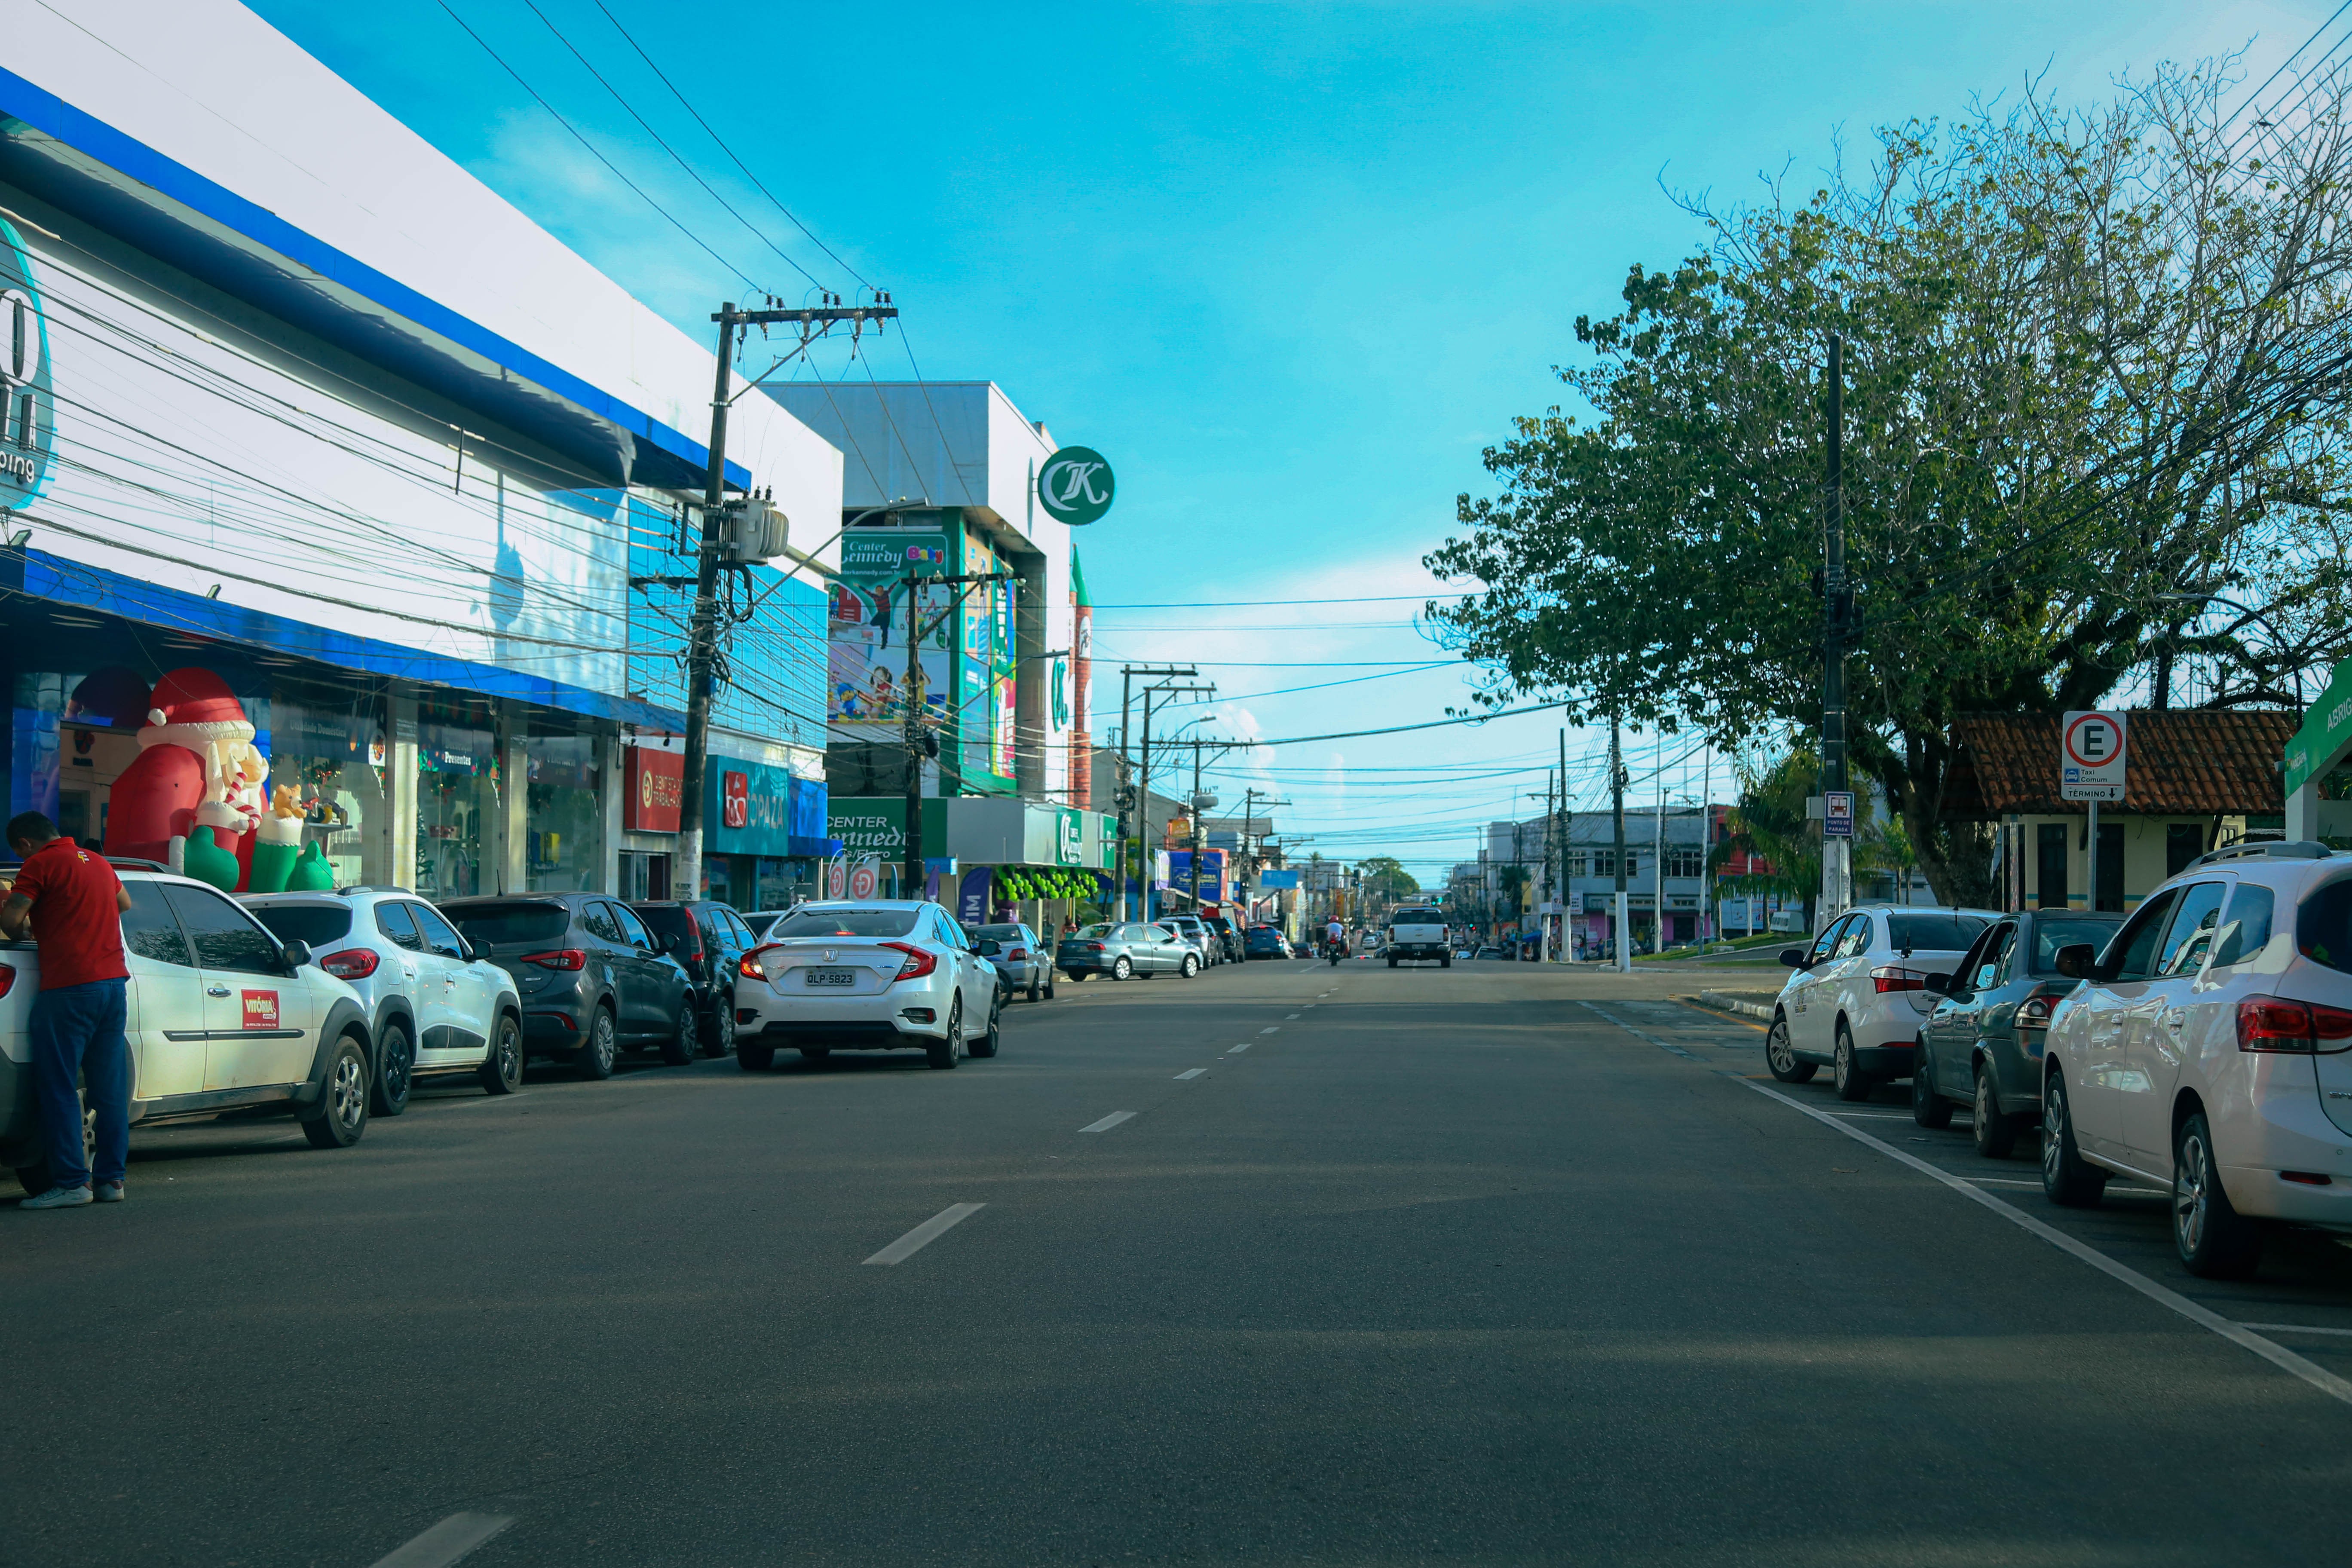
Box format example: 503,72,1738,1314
1175,1068,1206,1080
2242,1322,2352,1338
1078,1111,1137,1133
368,1512,517,1568
1227,1043,1252,1054
862,1203,986,1266
1739,1078,2352,1410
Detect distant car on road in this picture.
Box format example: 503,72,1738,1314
1473,946,1505,961
1057,921,1199,980
1911,908,2123,1156
1766,905,1994,1100
968,921,1055,1001
1244,925,1291,960
440,894,698,1078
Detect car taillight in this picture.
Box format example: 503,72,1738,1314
739,944,781,980
2015,993,2055,1046
0,963,15,998
882,941,937,981
1006,948,1027,961
1870,965,1926,993
521,949,588,971
317,947,381,980
2238,995,2352,1054
1084,941,1105,951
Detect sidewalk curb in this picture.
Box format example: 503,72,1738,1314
1691,990,1774,1021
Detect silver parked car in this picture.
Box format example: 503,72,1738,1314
968,921,1056,1002
1164,915,1222,968
1055,921,1200,981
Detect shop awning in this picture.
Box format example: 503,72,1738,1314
3,546,687,732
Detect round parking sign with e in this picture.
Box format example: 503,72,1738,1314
2065,712,2124,768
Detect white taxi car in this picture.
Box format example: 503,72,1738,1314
733,900,1000,1071
247,888,523,1112
1,861,375,1194
1767,905,1997,1100
2040,841,2352,1278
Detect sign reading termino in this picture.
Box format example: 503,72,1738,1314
2061,710,2127,802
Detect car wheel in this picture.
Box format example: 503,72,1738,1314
1972,1062,2018,1158
2040,1069,2107,1207
1911,1037,1953,1127
1388,957,1398,968
1765,1014,1816,1084
736,1039,775,1071
1832,1024,1875,1102
371,1021,414,1118
1045,974,1057,999
928,1001,962,1069
661,1002,698,1066
1181,953,1200,978
703,996,735,1059
576,1006,618,1080
300,1034,371,1149
2174,1109,2263,1279
478,1014,524,1096
1111,956,1133,981
1440,956,1451,968
1026,974,1042,1003
798,1047,831,1063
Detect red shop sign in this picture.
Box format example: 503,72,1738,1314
625,746,684,833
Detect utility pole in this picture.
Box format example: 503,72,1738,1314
896,566,1017,900
1557,727,1571,961
1611,720,1630,973
1115,665,1197,919
1820,332,1852,931
1654,733,1667,956
683,297,896,900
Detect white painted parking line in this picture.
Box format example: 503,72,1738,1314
1078,1111,1137,1133
2242,1322,2352,1338
1580,1002,1703,1061
1971,1176,2167,1196
1740,1078,2352,1409
862,1203,986,1266
368,1512,517,1568
1259,1026,1281,1035
1832,1112,1921,1120
1174,1068,1206,1080
1227,1043,1252,1054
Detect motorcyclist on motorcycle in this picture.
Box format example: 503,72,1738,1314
1325,917,1346,965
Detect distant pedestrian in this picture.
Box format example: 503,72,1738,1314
1,812,132,1210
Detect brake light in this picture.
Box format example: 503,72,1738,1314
317,947,381,980
521,949,587,971
1006,948,1027,961
739,944,780,981
882,941,937,982
0,963,15,998
2237,995,2352,1054
1871,965,1926,993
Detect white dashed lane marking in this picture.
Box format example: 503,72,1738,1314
1078,1111,1137,1133
1174,1068,1206,1080
1259,1026,1280,1035
863,1203,986,1266
1227,1043,1252,1054
368,1512,517,1568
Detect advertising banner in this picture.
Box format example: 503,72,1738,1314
958,867,992,925
623,745,683,833
1256,867,1301,890
830,529,951,736
957,529,1018,790
704,756,829,858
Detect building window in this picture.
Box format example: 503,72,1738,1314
2167,822,2204,878
269,684,386,888
1663,848,1705,879
417,696,496,900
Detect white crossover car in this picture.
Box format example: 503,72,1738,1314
1767,905,1997,1100
732,901,1001,1070
2040,841,2352,1279
247,888,524,1112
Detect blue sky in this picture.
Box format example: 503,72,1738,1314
256,0,2333,878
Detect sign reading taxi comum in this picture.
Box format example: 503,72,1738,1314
1037,447,1115,526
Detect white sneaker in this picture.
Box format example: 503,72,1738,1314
21,1185,92,1210
95,1182,125,1203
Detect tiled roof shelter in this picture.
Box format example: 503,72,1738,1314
1940,710,2298,818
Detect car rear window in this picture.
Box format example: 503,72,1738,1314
634,906,694,942
2297,876,2352,974
2027,915,2122,973
247,903,352,947
1393,909,1442,923
767,907,920,939
974,925,1025,940
446,902,571,946
1886,913,1989,953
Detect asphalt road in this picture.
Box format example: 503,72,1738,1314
9,955,2352,1567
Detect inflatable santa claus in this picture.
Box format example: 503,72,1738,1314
102,666,272,891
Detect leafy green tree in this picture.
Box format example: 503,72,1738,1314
1429,61,2352,904
1355,856,1421,900
1710,750,1823,930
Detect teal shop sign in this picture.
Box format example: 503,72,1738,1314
1037,447,1115,526
0,218,55,506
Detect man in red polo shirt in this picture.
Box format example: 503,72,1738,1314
3,812,133,1209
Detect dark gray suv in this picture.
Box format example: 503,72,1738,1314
440,894,698,1078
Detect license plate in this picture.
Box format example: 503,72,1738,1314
804,968,858,987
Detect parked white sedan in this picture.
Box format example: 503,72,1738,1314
1767,905,1997,1100
2040,842,2352,1278
732,901,1000,1071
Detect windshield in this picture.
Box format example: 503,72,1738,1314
245,903,352,946
1886,913,1990,952
445,902,570,946
768,907,921,939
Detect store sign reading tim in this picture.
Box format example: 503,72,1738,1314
625,746,684,833
0,217,55,500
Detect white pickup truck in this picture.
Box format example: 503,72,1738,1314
1386,907,1452,968
0,859,376,1194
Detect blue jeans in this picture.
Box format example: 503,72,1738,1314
29,977,129,1190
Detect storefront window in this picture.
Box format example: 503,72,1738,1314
268,683,386,887
526,720,603,892
418,696,496,900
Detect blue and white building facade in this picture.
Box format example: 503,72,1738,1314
0,0,841,904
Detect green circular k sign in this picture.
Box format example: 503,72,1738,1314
1038,447,1115,526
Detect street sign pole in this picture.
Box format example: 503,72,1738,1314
2061,711,2128,911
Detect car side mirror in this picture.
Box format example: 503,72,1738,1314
282,939,313,970
662,931,685,955
1923,971,1952,996
1778,948,1809,968
976,939,1001,955
2053,943,2096,980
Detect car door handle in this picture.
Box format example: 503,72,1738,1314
206,985,231,997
